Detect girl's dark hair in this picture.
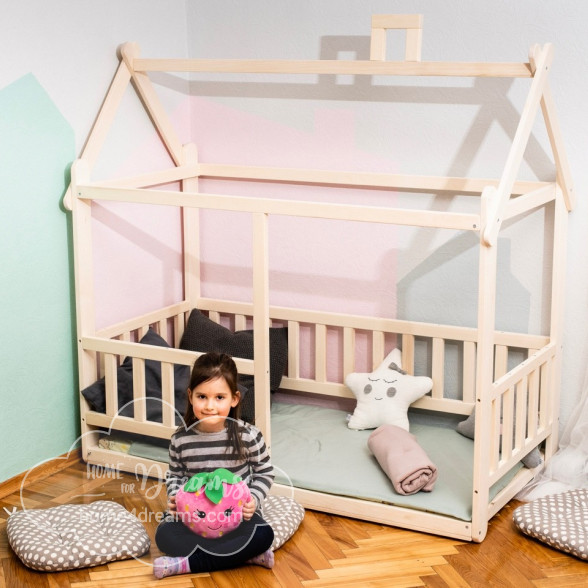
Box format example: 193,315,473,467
184,352,246,459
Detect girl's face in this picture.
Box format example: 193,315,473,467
188,376,239,432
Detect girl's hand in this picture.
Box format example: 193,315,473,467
167,494,177,513
242,497,257,521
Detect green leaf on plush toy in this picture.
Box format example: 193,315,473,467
183,468,242,504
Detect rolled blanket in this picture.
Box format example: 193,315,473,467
368,424,438,496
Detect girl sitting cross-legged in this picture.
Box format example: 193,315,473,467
153,352,275,579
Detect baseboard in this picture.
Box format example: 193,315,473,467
0,448,82,500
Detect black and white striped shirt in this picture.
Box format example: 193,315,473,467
165,421,274,508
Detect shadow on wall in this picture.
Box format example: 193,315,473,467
397,233,530,330
150,33,553,182
396,232,531,398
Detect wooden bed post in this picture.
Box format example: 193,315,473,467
181,143,201,330
482,44,554,246
252,213,271,445
70,158,99,459
471,187,499,542
62,59,132,211
545,191,568,459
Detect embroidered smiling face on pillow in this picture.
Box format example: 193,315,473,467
345,348,432,431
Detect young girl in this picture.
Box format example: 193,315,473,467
153,352,275,579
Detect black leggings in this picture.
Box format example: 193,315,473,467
155,513,274,573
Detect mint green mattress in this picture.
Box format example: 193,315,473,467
270,402,521,522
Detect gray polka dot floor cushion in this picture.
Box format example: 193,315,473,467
7,501,150,571
261,495,305,550
513,489,587,560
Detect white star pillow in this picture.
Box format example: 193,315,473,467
346,348,432,431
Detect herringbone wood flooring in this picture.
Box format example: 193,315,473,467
1,455,586,587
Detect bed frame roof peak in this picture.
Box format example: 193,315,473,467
64,13,574,246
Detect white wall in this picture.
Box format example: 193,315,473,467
1,1,585,483
185,0,588,433
1,0,189,156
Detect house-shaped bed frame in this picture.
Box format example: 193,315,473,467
64,15,574,542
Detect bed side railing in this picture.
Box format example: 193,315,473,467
198,298,548,410
82,301,550,428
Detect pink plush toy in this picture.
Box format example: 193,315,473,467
175,468,251,538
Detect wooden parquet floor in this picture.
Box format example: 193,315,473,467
1,458,586,587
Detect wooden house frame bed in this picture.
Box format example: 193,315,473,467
64,15,574,542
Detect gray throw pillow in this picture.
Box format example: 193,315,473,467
456,407,542,468
179,309,288,424
81,328,190,424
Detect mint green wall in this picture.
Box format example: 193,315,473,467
0,74,78,482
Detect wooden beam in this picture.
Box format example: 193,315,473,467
503,183,556,221
77,184,481,231
370,14,423,62
96,165,199,189
197,163,550,195
482,44,554,246
62,60,132,210
530,44,575,211
133,58,532,78
252,213,271,440
120,42,184,166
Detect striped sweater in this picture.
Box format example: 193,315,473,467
165,421,274,508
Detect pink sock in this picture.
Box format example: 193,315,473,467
246,548,275,569
153,556,191,579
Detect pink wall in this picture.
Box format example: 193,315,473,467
93,96,401,376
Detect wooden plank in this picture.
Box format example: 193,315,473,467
371,330,385,369
272,485,472,541
471,190,498,542
369,27,387,61
96,165,198,189
494,345,508,380
544,194,568,458
132,358,147,423
199,297,549,350
287,321,300,379
527,362,540,439
406,27,423,61
490,343,556,401
197,163,548,195
504,184,556,221
181,143,201,310
71,159,100,466
235,314,247,331
401,334,415,375
83,336,253,376
431,338,444,400
344,327,356,374
483,44,554,246
104,354,118,417
501,386,515,461
78,184,481,231
62,62,132,210
133,58,532,77
95,302,190,340
371,14,423,29
462,341,476,403
315,324,327,383
252,212,271,441
161,362,175,428
156,318,167,341
370,15,423,62
0,450,81,500
120,43,184,166
530,45,575,211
